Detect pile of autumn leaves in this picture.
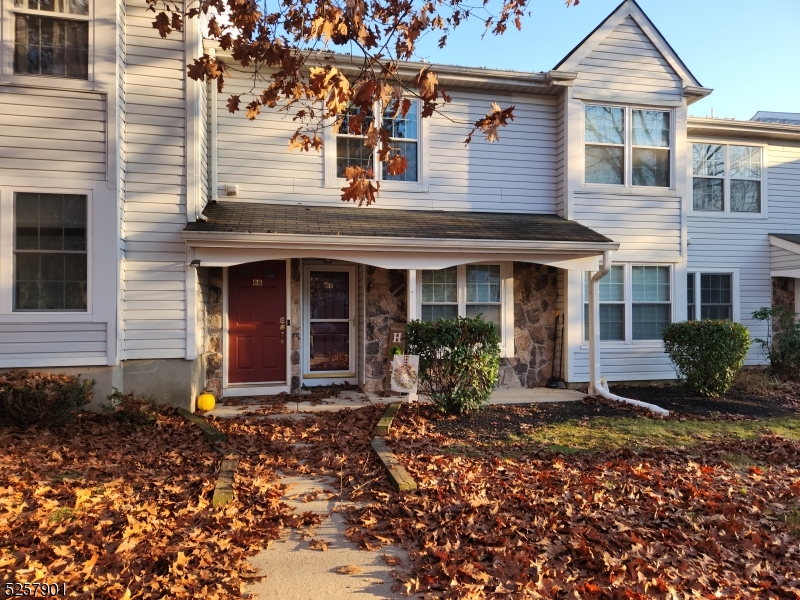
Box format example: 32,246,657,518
3,402,800,599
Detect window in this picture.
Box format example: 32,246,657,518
692,144,762,213
687,272,733,320
584,105,671,188
13,0,89,79
14,192,87,311
584,265,672,342
334,101,420,183
583,265,625,340
421,264,504,330
421,267,458,321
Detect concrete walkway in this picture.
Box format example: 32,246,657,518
245,474,407,600
209,386,584,418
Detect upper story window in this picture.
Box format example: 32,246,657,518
14,192,88,311
334,100,420,184
692,144,762,213
584,105,671,188
13,0,89,79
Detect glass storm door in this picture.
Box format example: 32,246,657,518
305,267,355,377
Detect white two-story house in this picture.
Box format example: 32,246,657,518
1,0,798,408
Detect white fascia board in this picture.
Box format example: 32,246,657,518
769,235,800,255
771,269,800,279
181,230,618,254
186,246,612,271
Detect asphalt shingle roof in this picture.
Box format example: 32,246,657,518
184,202,614,244
771,233,800,246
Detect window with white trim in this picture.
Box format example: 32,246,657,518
13,0,89,79
692,144,762,213
14,192,87,311
421,264,504,332
584,265,672,342
686,272,733,320
584,105,671,188
334,100,419,183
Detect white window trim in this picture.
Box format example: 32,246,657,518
0,185,93,318
686,268,741,323
301,264,357,380
688,140,768,218
582,103,676,193
324,99,430,193
416,262,514,358
581,262,674,347
1,0,95,86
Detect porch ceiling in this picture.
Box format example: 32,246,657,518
182,202,618,270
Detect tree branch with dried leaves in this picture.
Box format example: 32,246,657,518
146,0,578,205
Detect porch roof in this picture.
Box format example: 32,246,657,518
182,202,618,270
185,202,613,243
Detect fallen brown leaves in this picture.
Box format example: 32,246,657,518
346,403,800,599
0,410,295,598
6,399,800,599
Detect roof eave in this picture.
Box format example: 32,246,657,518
688,116,800,142
180,230,619,253
202,41,576,96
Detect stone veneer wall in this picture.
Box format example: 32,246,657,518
203,267,224,398
363,267,407,393
498,263,559,388
772,277,796,335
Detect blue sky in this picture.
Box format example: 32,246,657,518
410,0,800,120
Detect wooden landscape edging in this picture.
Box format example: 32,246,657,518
371,402,417,492
176,408,238,506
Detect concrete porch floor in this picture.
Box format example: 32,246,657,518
207,386,585,418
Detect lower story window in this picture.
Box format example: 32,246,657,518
687,272,733,320
421,264,503,330
14,192,87,311
584,264,672,342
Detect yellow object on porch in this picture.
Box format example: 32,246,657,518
197,392,216,412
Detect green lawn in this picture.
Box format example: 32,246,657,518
518,414,800,453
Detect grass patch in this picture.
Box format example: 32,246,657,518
49,507,75,524
520,415,800,452
720,452,758,469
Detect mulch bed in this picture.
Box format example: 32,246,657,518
611,383,798,418
428,383,800,445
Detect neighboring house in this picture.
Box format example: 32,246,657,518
1,0,798,408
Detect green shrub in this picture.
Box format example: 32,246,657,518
752,306,800,379
662,320,750,397
103,388,159,427
0,370,94,428
405,316,501,414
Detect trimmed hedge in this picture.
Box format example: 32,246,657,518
662,320,750,397
405,316,500,414
0,370,94,428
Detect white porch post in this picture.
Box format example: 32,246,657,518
588,251,611,395
407,269,418,401
407,269,418,320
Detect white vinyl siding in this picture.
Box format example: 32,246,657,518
0,85,106,180
214,72,559,214
573,16,683,103
771,244,800,273
0,322,106,366
120,0,188,359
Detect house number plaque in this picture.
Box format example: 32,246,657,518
253,279,262,286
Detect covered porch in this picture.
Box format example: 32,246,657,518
181,203,618,398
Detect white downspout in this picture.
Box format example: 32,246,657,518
588,251,669,416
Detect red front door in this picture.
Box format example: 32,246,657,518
228,260,287,384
